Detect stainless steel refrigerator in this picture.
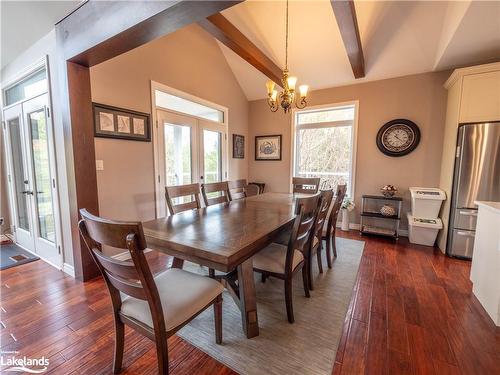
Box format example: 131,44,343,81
447,122,500,259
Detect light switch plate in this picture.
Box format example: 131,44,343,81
96,160,104,171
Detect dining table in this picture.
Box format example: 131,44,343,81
142,192,302,338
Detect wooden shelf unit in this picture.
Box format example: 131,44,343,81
360,195,402,239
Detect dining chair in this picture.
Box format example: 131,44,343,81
252,194,321,323
322,184,347,267
307,189,334,290
201,181,232,207
292,177,321,194
245,183,260,197
165,183,201,215
228,179,248,200
78,209,223,375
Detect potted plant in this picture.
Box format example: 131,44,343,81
341,197,355,231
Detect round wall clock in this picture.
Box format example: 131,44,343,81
376,119,420,157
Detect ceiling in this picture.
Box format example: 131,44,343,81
1,1,81,69
219,0,500,100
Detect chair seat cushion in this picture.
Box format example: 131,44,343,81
252,243,304,274
120,268,224,332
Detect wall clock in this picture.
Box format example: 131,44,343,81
376,119,420,157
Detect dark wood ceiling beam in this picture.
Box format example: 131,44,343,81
199,13,283,86
331,0,365,78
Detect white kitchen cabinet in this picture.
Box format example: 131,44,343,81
460,71,500,123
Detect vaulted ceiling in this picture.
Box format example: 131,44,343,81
215,0,500,100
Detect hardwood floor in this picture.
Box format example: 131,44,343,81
1,231,499,374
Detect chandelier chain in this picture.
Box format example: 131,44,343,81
285,0,289,70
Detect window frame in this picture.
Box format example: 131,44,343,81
291,101,359,198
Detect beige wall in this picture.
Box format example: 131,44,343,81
90,25,249,224
248,71,450,230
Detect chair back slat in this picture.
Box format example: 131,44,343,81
202,181,232,206
165,183,201,215
292,177,321,194
93,249,139,280
315,189,334,237
106,271,147,300
228,179,247,200
326,184,347,235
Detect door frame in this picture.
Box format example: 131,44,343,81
150,81,228,217
1,57,64,269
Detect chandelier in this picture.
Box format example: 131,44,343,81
266,0,308,113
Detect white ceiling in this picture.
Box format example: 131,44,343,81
1,1,81,69
219,0,500,100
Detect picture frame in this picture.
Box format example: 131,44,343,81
255,134,282,161
233,134,245,159
93,103,151,142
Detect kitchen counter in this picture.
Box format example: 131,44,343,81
470,201,500,326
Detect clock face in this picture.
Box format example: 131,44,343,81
376,119,420,157
381,124,415,152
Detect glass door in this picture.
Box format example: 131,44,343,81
155,111,227,215
3,104,34,251
2,93,61,266
156,110,199,217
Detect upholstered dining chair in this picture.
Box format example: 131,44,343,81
78,209,223,375
252,194,321,323
165,183,201,215
308,189,334,290
245,183,260,197
322,184,347,267
201,181,232,207
228,179,248,200
292,177,321,194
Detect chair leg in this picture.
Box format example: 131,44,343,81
284,277,294,323
155,332,169,375
308,250,315,291
325,236,333,269
261,273,267,283
332,232,338,258
301,264,310,298
214,294,223,344
316,243,324,274
209,268,215,278
113,317,125,374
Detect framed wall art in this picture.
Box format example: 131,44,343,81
255,134,282,161
233,134,245,159
93,103,151,142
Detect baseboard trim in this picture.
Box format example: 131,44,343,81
63,263,75,277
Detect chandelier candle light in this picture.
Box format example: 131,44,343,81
266,0,309,113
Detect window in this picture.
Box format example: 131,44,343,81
155,90,224,123
3,68,47,106
293,103,357,197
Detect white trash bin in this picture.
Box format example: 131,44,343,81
407,213,443,246
409,187,446,219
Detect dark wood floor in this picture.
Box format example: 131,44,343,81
1,231,499,374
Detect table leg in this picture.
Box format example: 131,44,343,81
171,257,184,269
237,259,259,338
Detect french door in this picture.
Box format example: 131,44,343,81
3,93,61,266
156,109,227,217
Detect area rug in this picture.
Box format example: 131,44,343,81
177,237,364,375
0,242,39,270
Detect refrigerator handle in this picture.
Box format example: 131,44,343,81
459,210,478,216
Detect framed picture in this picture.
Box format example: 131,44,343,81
233,134,245,159
255,135,282,161
93,103,151,142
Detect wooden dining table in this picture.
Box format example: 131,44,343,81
142,192,301,338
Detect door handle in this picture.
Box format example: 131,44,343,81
456,231,475,237
21,191,34,195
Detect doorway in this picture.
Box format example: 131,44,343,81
2,66,62,268
152,83,228,217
